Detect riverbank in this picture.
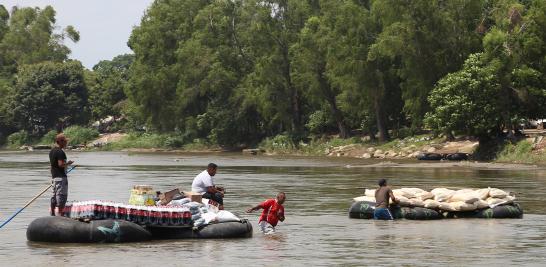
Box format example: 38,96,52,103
7,131,546,165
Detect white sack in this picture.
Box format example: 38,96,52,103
438,202,458,211
216,211,241,222
489,188,508,198
475,188,490,200
393,189,414,199
475,199,489,209
432,188,455,202
401,188,425,195
353,196,376,202
416,191,434,201
364,189,376,197
450,201,478,211
423,199,441,209
408,198,425,207
449,190,480,204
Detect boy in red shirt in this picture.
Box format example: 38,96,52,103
246,192,286,234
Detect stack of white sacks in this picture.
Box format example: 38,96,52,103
168,198,240,227
353,187,516,212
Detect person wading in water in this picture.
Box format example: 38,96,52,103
49,134,74,216
374,179,398,220
246,192,286,234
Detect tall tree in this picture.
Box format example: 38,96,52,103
12,61,89,135
88,54,134,121
370,0,485,129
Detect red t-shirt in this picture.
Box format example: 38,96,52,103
258,199,284,227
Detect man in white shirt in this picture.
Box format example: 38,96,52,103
191,163,225,209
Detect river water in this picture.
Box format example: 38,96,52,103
1,151,545,266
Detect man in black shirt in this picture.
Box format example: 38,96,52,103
49,134,74,216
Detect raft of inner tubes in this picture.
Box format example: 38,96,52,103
27,216,253,243
27,200,253,243
349,201,523,220
416,152,469,161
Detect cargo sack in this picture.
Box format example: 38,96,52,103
475,188,490,200
449,190,480,204
349,201,375,219
488,188,508,198
431,188,455,202
416,191,434,201
364,189,376,197
423,199,441,209
353,196,376,202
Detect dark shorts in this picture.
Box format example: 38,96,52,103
202,192,223,205
373,208,393,220
51,177,68,208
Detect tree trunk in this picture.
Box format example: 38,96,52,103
317,62,348,138
282,47,302,134
374,96,389,141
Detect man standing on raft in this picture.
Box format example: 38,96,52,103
374,179,398,220
49,134,74,216
247,192,286,234
192,163,225,210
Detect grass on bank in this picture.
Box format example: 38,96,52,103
258,133,443,155
495,140,546,164
102,132,220,151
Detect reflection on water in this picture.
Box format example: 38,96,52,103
1,151,546,266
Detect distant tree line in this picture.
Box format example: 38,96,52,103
0,0,544,147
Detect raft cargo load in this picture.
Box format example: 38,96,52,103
349,187,523,220
27,199,252,243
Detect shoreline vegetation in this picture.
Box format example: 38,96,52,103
4,127,546,166
1,2,544,170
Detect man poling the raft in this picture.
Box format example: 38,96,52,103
49,133,74,216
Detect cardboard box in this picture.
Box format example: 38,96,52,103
184,191,202,203
159,188,182,205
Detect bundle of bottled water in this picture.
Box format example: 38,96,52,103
63,200,193,226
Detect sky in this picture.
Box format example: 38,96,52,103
2,0,154,69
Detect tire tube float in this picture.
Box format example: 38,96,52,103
390,206,443,220
147,219,253,239
446,203,523,219
445,153,469,161
349,201,523,220
27,216,152,243
416,153,443,160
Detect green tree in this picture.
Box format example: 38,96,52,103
88,54,134,121
425,53,503,139
370,0,485,129
0,5,79,76
128,0,210,132
11,61,89,135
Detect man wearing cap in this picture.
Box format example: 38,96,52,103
191,163,225,210
49,133,74,216
374,179,398,220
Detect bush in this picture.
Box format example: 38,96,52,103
63,126,99,145
165,135,185,148
39,130,58,145
259,134,296,153
306,110,332,134
7,131,31,148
